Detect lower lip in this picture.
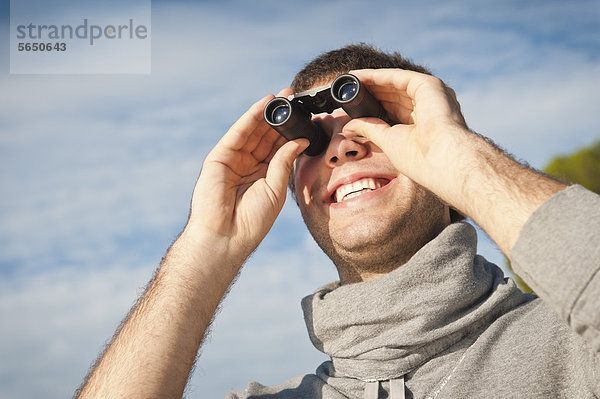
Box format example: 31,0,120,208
329,178,397,208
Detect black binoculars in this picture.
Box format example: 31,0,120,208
263,73,388,156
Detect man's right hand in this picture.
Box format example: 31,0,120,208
185,90,307,264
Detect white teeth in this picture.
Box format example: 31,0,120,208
334,178,383,202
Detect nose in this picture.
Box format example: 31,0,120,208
324,132,369,167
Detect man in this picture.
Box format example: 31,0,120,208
76,44,599,398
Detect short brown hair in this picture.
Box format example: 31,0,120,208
287,43,464,223
291,43,431,92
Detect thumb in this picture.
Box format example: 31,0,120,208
343,117,413,156
265,139,309,199
342,117,393,151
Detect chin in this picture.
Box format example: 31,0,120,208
303,201,450,273
331,218,396,252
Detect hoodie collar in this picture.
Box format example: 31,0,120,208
302,222,524,382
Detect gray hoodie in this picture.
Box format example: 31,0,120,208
227,185,600,398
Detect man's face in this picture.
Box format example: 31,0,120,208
293,97,450,282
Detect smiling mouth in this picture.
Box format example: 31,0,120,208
331,177,391,203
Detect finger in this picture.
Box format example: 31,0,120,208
263,134,289,164
240,129,266,154
372,90,413,105
380,100,414,124
265,139,309,200
276,87,294,97
351,68,418,91
347,69,418,124
251,128,284,162
217,95,274,152
342,117,399,154
350,68,438,101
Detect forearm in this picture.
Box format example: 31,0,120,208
76,226,242,399
438,128,566,255
75,92,300,398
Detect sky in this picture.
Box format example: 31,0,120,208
0,0,599,398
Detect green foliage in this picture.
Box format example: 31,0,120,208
507,140,600,293
543,140,600,194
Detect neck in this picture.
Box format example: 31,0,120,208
334,220,450,284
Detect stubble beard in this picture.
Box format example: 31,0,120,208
299,184,449,283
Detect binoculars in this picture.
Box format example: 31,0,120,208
263,73,388,156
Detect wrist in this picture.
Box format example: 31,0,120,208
177,222,248,276
414,125,478,209
435,131,566,253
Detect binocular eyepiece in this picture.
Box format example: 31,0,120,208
264,73,388,156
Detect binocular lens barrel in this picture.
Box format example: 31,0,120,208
263,97,329,156
331,74,387,121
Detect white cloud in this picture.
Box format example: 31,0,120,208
459,61,600,168
1,1,599,398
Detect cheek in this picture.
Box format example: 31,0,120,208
294,157,320,207
301,186,312,206
294,167,312,206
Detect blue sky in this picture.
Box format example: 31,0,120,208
1,0,599,398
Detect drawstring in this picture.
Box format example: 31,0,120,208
390,376,405,399
363,382,379,399
363,376,405,399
